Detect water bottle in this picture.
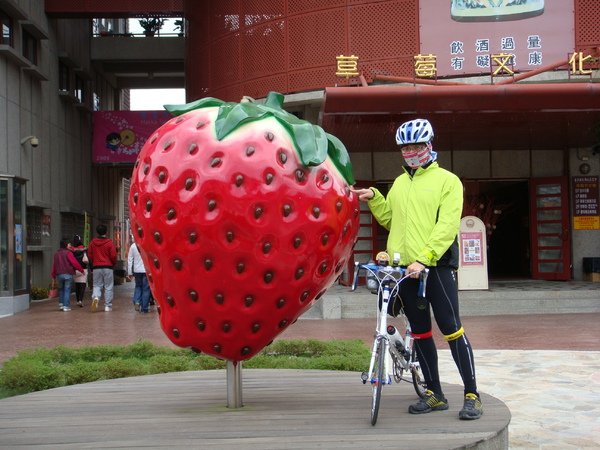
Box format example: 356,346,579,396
386,325,406,356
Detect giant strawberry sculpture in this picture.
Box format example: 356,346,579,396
129,92,359,361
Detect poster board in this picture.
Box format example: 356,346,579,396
458,216,488,290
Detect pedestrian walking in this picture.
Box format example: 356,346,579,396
126,240,151,313
87,224,117,312
69,234,88,307
51,238,85,312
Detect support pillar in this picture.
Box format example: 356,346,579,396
226,361,243,408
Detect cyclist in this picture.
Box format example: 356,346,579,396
352,118,483,420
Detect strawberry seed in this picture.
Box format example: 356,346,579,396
173,258,182,270
188,143,198,155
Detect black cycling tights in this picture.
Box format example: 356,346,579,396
395,266,478,396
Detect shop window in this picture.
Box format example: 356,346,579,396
0,10,12,46
93,92,101,111
26,207,42,246
0,177,27,293
59,62,70,92
60,212,84,241
22,29,37,65
75,75,85,103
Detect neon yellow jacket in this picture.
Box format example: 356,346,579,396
367,162,463,267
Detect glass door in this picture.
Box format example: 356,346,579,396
529,177,570,280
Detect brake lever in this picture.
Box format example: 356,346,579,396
416,268,429,310
351,261,360,291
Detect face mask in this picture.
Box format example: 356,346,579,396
402,144,432,168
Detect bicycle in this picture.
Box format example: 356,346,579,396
351,252,429,425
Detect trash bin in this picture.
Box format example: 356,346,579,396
582,257,600,282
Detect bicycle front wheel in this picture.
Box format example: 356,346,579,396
410,347,427,398
371,339,386,425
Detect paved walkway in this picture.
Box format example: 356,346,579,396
1,282,599,448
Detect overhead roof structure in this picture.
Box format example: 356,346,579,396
321,82,600,152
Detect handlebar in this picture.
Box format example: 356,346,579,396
351,261,429,298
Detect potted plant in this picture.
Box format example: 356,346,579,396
138,17,165,37
173,19,185,37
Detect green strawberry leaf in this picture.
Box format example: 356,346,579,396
326,133,355,185
164,97,225,115
164,92,355,185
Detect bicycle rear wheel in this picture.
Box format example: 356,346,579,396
371,339,386,425
410,347,427,398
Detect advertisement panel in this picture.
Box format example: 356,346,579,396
93,111,171,164
420,0,574,77
572,175,600,230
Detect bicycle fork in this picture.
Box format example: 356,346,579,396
362,286,394,386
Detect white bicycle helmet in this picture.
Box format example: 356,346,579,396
395,119,434,146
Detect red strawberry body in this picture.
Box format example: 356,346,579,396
129,93,359,361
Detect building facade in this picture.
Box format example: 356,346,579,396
0,0,598,316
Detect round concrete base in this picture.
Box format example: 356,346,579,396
0,369,510,449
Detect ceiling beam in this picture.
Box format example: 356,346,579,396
45,0,184,17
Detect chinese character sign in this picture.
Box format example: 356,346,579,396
420,0,573,77
414,54,437,78
461,231,484,266
335,55,359,78
572,176,600,230
93,111,172,164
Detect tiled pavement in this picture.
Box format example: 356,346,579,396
1,281,599,449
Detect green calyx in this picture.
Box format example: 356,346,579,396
164,91,355,185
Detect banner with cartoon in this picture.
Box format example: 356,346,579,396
92,111,171,164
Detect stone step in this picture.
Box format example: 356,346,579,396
304,283,600,319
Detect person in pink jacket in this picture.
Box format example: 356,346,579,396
87,224,117,312
51,238,85,312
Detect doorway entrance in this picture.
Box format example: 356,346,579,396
463,179,530,279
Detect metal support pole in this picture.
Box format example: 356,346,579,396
226,361,243,408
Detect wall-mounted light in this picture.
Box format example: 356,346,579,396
579,163,591,175
20,136,39,148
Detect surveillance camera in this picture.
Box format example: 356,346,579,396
30,137,39,147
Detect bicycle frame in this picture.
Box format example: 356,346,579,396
353,263,413,386
352,259,429,425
